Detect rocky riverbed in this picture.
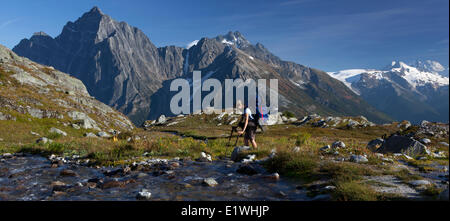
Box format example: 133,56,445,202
0,153,310,201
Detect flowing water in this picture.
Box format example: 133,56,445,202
0,154,310,201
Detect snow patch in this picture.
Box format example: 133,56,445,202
186,40,199,49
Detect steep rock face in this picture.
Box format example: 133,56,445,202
150,33,391,123
14,7,391,125
14,7,184,124
0,44,134,131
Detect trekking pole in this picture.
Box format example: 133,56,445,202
234,133,241,146
226,126,237,155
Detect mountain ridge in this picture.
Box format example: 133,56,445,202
328,60,449,123
13,7,392,125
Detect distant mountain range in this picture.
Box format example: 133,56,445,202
328,61,449,123
11,7,394,125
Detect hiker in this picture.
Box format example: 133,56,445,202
237,104,258,149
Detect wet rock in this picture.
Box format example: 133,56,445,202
312,194,332,201
367,138,384,152
323,186,336,191
349,155,368,163
409,180,431,187
88,178,102,183
170,162,180,168
137,173,148,178
242,154,256,163
103,168,124,177
197,152,212,162
51,181,71,192
123,166,131,174
100,180,122,189
236,164,259,175
264,173,280,180
203,178,218,187
49,127,67,136
2,153,13,158
136,189,152,200
376,135,428,157
332,141,345,149
231,146,251,162
439,188,449,201
60,169,78,177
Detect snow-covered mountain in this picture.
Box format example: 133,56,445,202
414,60,449,77
328,60,449,123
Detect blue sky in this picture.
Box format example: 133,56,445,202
0,0,448,71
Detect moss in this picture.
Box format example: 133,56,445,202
264,151,318,180
421,184,441,199
320,162,378,182
332,180,378,201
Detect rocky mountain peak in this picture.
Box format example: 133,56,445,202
32,31,51,37
414,60,449,77
215,31,250,48
88,6,104,15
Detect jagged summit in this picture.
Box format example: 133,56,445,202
88,6,103,15
13,7,393,125
214,31,251,48
32,31,50,37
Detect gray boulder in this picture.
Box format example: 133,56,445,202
367,138,384,152
320,145,331,151
157,115,166,124
84,132,98,138
420,138,431,144
97,131,111,138
236,164,259,175
136,189,152,200
49,127,67,136
36,137,51,144
332,141,345,149
203,178,218,187
349,155,368,163
376,135,429,157
68,111,100,130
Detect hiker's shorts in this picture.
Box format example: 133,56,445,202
244,127,256,140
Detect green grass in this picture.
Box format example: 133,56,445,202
264,151,319,180
332,180,378,201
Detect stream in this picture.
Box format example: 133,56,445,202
0,153,310,201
